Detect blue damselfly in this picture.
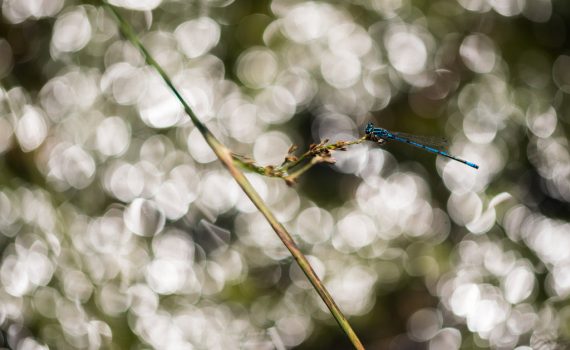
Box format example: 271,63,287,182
365,122,479,169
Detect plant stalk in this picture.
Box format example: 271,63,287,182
103,3,364,349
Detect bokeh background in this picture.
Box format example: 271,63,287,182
1,0,570,349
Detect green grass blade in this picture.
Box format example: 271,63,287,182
102,2,365,349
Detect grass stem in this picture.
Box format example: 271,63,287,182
103,3,365,349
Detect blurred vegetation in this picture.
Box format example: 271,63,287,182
1,0,570,349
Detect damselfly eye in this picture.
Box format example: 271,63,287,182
365,123,374,134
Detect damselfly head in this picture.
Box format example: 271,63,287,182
365,122,374,134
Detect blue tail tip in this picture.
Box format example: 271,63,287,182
467,161,479,169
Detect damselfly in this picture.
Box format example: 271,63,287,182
365,122,479,169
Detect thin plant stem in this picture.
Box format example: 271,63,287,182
284,157,320,184
281,137,367,172
102,3,365,349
